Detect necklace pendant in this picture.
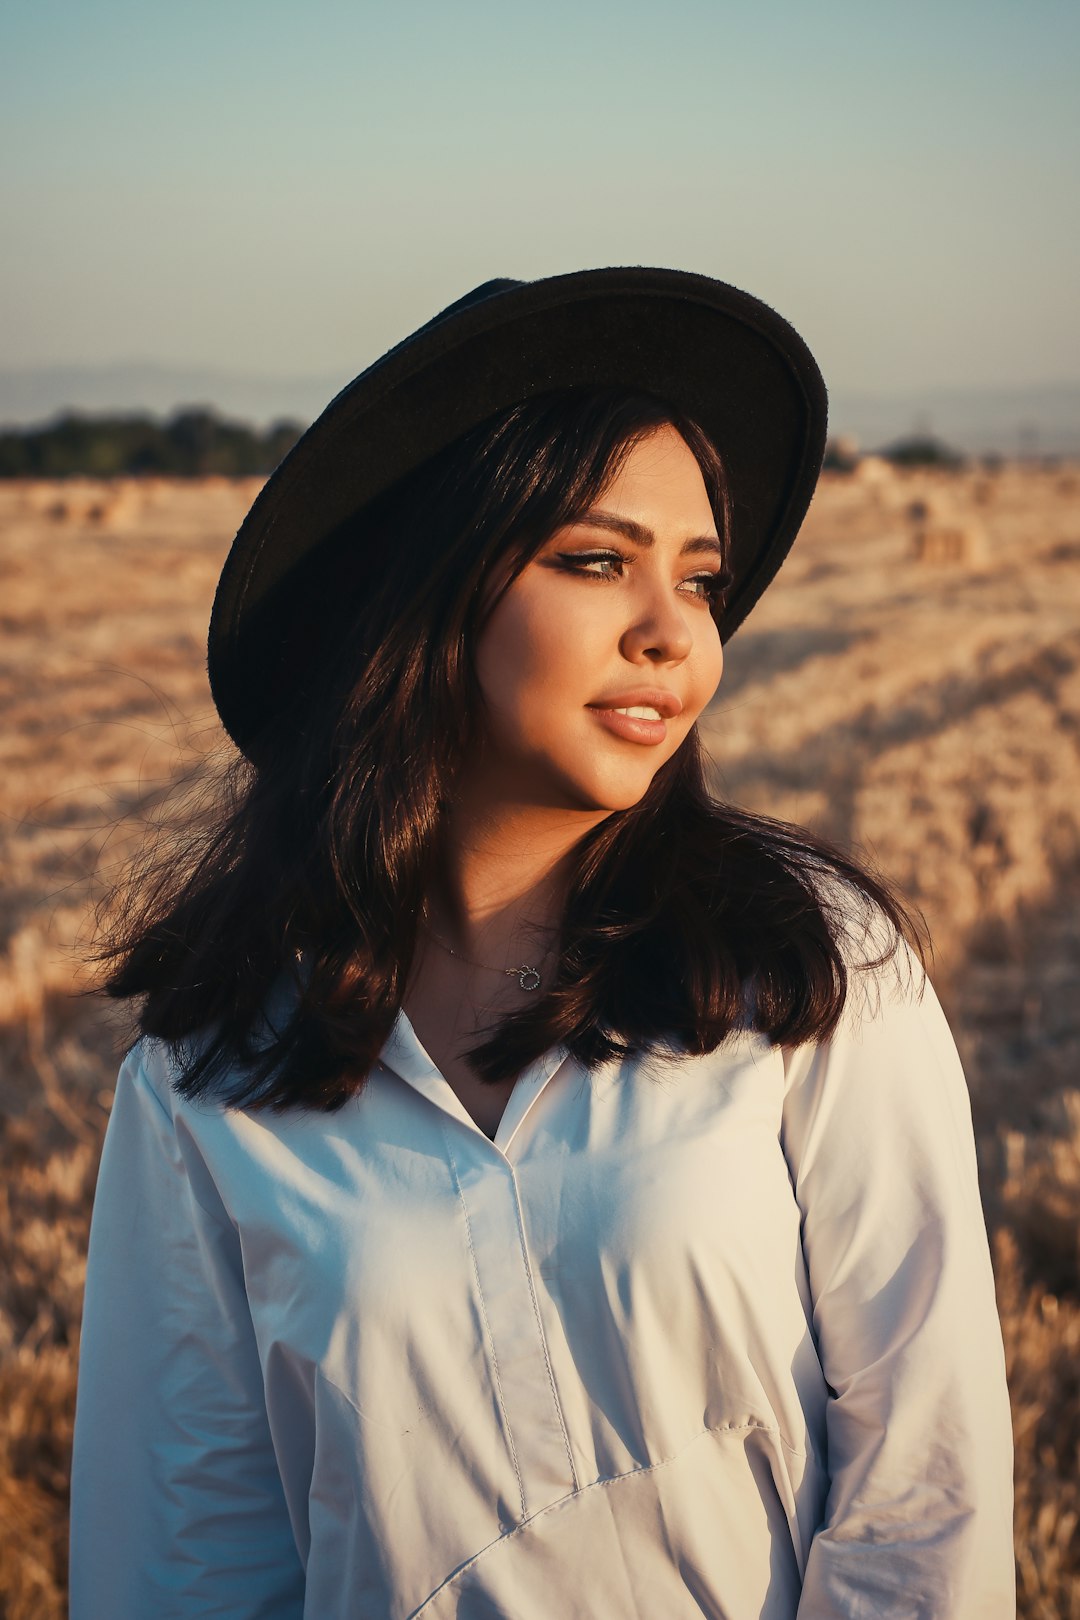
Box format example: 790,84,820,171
515,964,542,991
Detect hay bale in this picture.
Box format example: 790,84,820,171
853,455,896,488
911,519,989,565
904,491,954,525
85,489,138,529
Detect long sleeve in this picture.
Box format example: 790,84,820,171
70,1039,306,1620
782,943,1015,1617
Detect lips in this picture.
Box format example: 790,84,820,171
586,688,684,719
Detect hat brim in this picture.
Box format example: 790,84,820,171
208,266,828,756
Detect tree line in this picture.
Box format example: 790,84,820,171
0,409,993,480
0,408,304,478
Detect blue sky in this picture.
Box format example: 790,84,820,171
3,0,1077,395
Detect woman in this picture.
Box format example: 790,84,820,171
69,269,1015,1618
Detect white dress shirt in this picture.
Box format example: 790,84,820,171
70,939,1015,1618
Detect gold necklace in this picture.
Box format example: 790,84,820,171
421,924,546,992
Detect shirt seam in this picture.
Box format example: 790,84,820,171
408,1418,785,1617
442,1127,527,1523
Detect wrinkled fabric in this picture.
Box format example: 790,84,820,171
70,942,1014,1618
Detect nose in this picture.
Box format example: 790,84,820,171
618,581,695,665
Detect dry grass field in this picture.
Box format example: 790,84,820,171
1,462,1078,1617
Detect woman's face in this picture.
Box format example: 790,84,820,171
472,424,726,813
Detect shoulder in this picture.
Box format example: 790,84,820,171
117,956,305,1115
115,1032,184,1116
780,886,969,1152
112,1032,234,1148
806,870,927,1008
114,1027,238,1135
107,1031,269,1234
775,869,951,1093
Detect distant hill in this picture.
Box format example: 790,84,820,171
831,383,1080,458
1,363,1079,457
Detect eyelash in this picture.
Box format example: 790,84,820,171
556,549,733,603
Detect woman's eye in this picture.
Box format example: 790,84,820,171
557,552,730,602
696,565,735,603
557,550,626,580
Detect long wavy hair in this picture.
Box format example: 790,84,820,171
98,385,924,1111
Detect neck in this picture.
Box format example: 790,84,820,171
426,785,611,964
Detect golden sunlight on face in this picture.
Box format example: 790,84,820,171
472,424,726,813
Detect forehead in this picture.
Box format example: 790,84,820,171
600,427,712,509
562,427,717,542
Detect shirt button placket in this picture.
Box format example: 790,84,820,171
447,1136,578,1521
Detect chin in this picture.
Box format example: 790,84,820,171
558,766,660,814
491,734,667,813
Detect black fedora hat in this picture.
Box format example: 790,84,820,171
208,266,827,757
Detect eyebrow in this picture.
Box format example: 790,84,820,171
568,510,724,558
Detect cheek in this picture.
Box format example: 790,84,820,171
475,585,599,720
668,617,723,723
698,634,724,704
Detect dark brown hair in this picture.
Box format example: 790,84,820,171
98,386,924,1110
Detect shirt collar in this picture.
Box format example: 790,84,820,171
380,1006,570,1152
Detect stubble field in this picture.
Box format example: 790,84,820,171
1,463,1078,1617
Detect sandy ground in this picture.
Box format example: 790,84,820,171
1,464,1078,1616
